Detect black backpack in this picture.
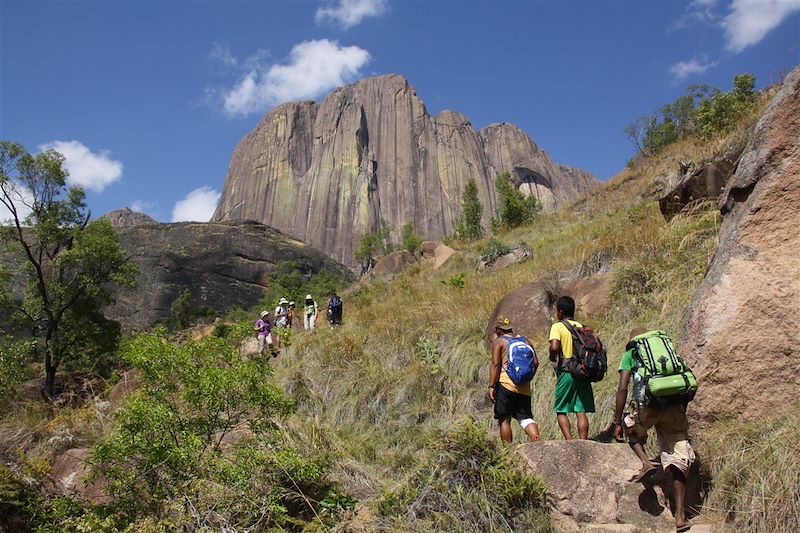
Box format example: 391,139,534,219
329,295,342,312
561,320,607,382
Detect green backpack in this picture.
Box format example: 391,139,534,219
631,330,697,407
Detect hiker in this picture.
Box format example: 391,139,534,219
548,296,596,440
254,311,274,357
487,316,540,443
273,297,290,348
612,329,696,532
327,291,343,328
287,301,296,329
303,294,318,330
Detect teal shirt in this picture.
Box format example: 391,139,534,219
618,349,637,373
619,349,646,404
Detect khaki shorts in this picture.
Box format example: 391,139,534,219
625,403,695,475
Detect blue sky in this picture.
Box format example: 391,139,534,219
1,0,798,223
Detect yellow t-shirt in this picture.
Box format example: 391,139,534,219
497,335,532,396
549,320,583,361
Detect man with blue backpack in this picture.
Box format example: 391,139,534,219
612,329,697,532
488,316,540,443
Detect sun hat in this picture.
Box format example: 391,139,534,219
305,294,313,300
495,316,513,331
260,310,269,318
289,301,295,307
279,297,289,305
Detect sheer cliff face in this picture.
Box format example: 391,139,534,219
213,74,599,268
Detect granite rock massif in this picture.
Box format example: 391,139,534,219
212,74,598,269
681,67,800,423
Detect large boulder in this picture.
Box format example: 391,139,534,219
485,282,553,346
51,448,109,504
107,369,142,407
212,74,598,269
367,249,417,280
681,67,800,423
518,441,702,532
110,221,353,330
432,243,462,270
563,273,613,318
659,147,744,221
476,244,532,273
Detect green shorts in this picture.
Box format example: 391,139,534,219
554,371,595,414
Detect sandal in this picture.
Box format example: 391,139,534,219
628,465,658,483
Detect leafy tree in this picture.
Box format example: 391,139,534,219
167,289,193,331
90,329,339,529
0,141,137,397
400,223,423,255
697,74,757,139
494,172,539,229
354,222,392,274
454,179,483,241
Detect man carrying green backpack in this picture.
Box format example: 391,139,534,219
612,329,697,532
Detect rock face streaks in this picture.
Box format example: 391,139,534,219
681,67,800,424
213,74,598,269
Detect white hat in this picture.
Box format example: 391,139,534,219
260,310,269,318
305,294,313,300
279,297,289,305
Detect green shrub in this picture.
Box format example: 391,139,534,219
441,272,467,289
89,328,346,530
478,237,511,263
0,338,35,410
401,223,424,255
495,172,540,229
454,179,483,241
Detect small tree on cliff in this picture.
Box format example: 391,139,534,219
454,179,483,241
494,172,539,230
354,222,392,275
0,141,137,397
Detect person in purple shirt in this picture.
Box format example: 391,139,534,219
254,310,274,357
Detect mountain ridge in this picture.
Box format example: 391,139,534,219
212,74,599,268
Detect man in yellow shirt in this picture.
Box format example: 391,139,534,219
548,296,595,440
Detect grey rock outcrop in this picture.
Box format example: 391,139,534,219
101,207,157,227
212,74,599,269
658,146,744,221
681,67,800,423
104,220,353,330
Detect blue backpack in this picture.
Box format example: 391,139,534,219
503,336,538,385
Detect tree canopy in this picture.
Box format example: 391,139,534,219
0,141,137,396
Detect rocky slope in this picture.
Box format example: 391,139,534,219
100,207,157,227
107,220,353,330
212,74,598,268
681,67,800,423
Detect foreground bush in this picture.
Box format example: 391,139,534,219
83,327,349,531
377,419,551,532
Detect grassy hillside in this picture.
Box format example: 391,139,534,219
2,91,796,532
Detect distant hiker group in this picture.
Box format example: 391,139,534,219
488,294,697,532
254,292,343,356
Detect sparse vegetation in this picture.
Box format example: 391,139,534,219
625,73,759,156
401,222,424,256
454,179,484,242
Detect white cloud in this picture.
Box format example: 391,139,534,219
222,39,370,116
670,57,719,80
722,0,800,53
669,0,720,31
0,184,34,225
171,186,220,222
315,0,388,29
39,140,123,193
